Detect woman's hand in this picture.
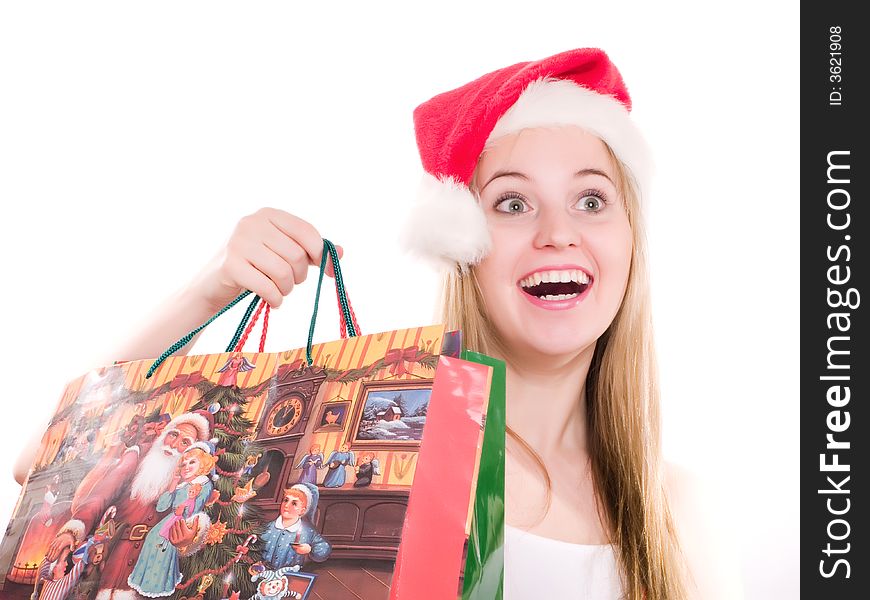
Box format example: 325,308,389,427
190,207,342,312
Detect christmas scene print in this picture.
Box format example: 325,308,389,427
0,324,449,600
349,381,432,446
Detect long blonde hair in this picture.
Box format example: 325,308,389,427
438,140,687,599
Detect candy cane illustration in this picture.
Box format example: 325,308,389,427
234,534,258,563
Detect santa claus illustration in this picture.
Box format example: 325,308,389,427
46,410,216,600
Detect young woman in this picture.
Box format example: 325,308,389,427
15,48,738,599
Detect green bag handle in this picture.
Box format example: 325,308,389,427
146,239,355,379
306,238,357,366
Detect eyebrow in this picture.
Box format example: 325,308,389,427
481,168,615,191
575,168,615,185
481,170,528,190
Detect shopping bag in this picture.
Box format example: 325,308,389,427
0,240,501,600
460,351,505,600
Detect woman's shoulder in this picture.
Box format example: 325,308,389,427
662,461,744,600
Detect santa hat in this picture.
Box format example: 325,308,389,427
187,440,216,455
166,410,214,442
289,482,320,517
402,47,652,269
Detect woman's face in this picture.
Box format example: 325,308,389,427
474,126,633,362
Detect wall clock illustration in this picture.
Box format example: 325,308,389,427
265,395,304,436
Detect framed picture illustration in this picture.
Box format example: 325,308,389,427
346,379,434,452
313,400,351,432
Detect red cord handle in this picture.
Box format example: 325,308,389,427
234,300,268,352
235,266,361,354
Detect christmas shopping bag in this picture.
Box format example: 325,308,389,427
391,350,506,600
0,240,502,600
459,351,505,600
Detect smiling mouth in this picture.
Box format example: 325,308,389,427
518,269,592,301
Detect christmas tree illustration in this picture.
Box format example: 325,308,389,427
176,375,268,600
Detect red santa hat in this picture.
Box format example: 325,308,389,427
401,48,652,269
166,410,214,442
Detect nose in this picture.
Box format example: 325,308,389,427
533,206,580,250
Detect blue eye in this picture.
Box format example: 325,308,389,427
494,193,529,214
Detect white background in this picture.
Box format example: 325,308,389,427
0,2,799,598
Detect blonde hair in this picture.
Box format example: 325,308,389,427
182,447,218,478
282,487,309,512
440,137,687,599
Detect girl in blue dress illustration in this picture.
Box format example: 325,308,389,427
127,443,218,598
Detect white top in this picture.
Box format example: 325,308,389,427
504,524,624,599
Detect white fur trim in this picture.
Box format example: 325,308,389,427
167,413,210,441
128,572,182,598
58,519,86,542
176,512,212,557
186,441,214,455
400,172,492,269
487,77,654,205
123,445,140,456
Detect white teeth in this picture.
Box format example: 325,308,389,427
519,269,591,288
541,293,579,301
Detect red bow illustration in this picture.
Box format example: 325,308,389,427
146,372,206,402
366,346,431,378
143,420,168,438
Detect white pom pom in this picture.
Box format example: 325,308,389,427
399,173,491,270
